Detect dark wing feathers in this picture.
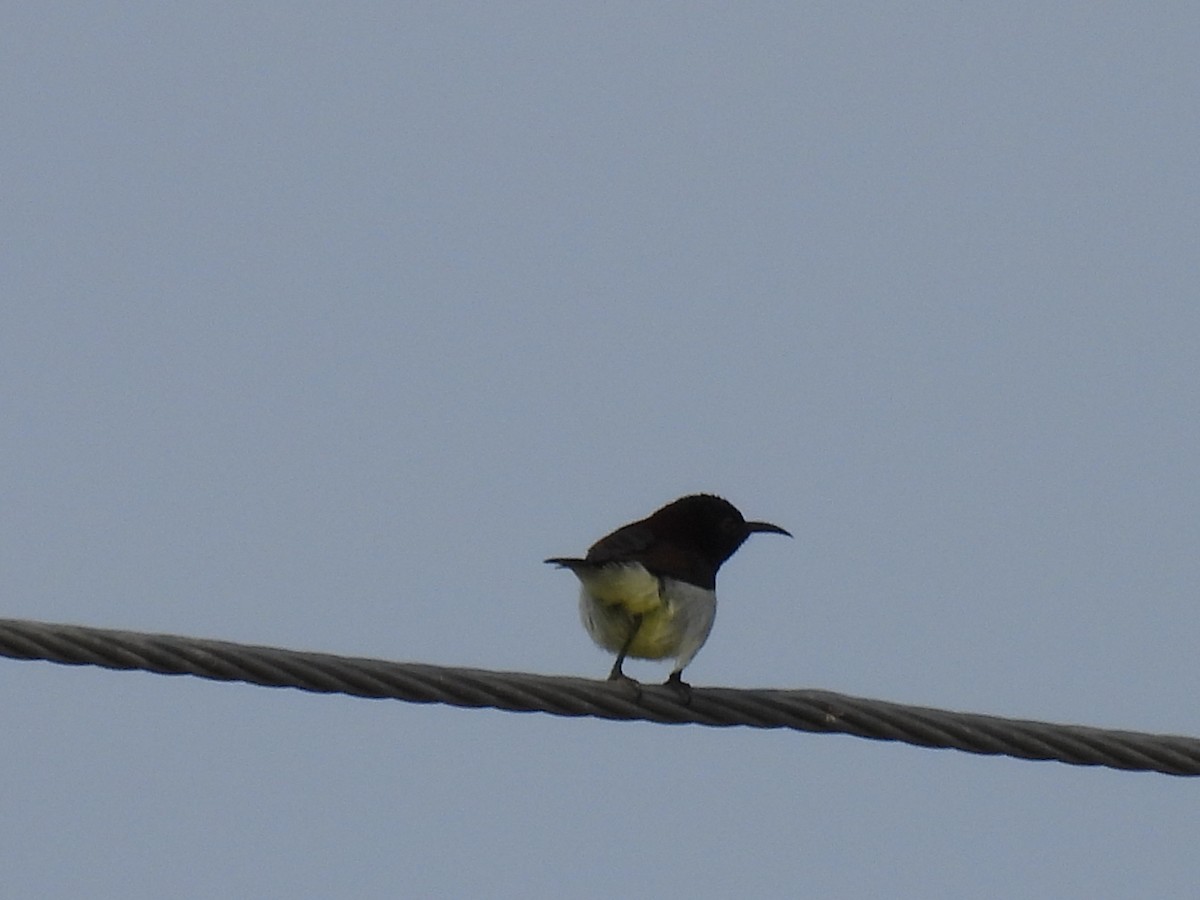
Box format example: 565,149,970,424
543,522,655,571
546,516,717,588
583,521,657,563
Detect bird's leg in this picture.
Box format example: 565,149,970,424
608,613,642,680
607,614,644,698
664,669,692,705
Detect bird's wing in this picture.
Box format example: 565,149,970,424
543,523,655,573
584,521,657,564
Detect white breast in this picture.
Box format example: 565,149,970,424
576,563,717,673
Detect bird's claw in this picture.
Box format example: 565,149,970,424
607,669,643,701
664,672,692,705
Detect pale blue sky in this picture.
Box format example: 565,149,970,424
3,5,1198,898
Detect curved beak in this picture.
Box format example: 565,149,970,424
747,520,792,538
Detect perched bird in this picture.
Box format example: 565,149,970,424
545,494,790,696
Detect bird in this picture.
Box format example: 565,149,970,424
545,494,790,697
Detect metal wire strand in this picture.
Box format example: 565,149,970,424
2,617,1197,776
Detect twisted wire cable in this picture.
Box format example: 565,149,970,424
2,617,1197,776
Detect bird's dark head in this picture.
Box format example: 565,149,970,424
647,494,791,568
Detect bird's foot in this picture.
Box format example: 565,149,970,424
607,668,643,701
664,671,692,705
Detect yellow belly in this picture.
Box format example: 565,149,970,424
576,564,684,660
622,606,682,659
575,563,664,616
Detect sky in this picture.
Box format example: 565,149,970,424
2,4,1198,898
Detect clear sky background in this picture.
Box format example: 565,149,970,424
3,5,1198,898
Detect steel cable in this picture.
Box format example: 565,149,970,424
2,617,1197,776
